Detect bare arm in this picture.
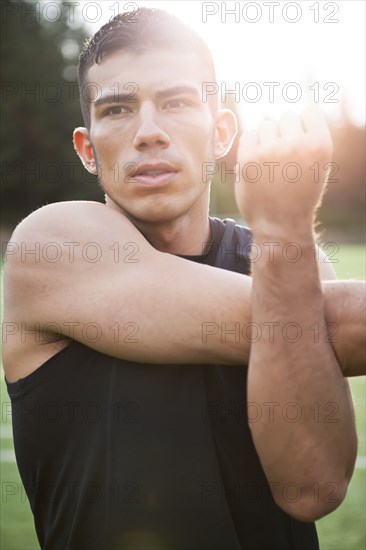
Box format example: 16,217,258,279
2,200,252,378
323,280,366,377
235,107,357,521
2,201,365,383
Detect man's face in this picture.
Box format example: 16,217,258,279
80,49,227,225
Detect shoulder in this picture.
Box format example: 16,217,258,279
3,200,152,312
232,219,252,240
10,200,124,240
216,217,252,244
212,217,252,275
6,200,148,265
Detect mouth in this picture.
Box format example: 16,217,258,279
130,163,178,186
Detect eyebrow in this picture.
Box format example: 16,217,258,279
155,85,200,100
93,85,200,110
94,92,137,109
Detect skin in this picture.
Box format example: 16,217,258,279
75,49,236,254
3,48,363,523
235,108,357,519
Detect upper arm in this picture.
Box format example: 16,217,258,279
3,201,251,367
317,246,355,390
4,201,164,362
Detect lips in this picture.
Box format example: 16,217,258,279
140,170,168,176
130,162,178,186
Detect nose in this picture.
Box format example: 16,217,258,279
133,104,170,151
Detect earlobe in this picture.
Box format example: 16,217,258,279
214,110,238,159
73,127,97,174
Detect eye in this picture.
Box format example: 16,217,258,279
105,105,130,116
163,99,189,110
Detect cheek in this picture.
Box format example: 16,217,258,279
91,133,129,168
185,123,215,153
191,130,216,166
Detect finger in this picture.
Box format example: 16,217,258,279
258,119,279,147
278,111,304,144
301,105,333,152
301,104,329,136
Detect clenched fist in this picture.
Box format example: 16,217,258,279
235,106,333,235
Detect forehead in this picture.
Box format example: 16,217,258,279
86,49,212,101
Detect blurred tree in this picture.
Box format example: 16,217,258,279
317,121,365,244
1,1,364,244
0,0,103,228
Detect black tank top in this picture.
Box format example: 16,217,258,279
6,218,319,550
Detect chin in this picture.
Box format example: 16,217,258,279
124,198,190,226
130,208,184,226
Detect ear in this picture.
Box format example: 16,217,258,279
73,127,97,174
213,109,238,159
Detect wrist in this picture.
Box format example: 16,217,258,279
250,231,321,274
249,218,315,245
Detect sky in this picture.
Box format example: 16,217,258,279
61,0,365,128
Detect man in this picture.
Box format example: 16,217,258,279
3,8,365,550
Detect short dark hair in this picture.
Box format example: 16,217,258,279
78,8,217,129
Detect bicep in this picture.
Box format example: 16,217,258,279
317,248,356,394
6,202,251,365
49,250,251,365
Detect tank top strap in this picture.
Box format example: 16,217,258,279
210,217,252,275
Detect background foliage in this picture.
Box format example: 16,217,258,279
1,0,103,231
1,0,365,244
0,2,365,549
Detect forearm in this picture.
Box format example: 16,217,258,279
323,280,366,377
40,248,366,375
6,241,365,375
194,265,365,377
247,231,357,521
7,203,364,376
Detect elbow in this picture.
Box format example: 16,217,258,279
274,433,357,522
274,477,350,523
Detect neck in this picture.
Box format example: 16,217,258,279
138,215,212,255
106,200,212,255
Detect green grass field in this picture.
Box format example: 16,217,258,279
324,244,365,280
1,244,365,549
